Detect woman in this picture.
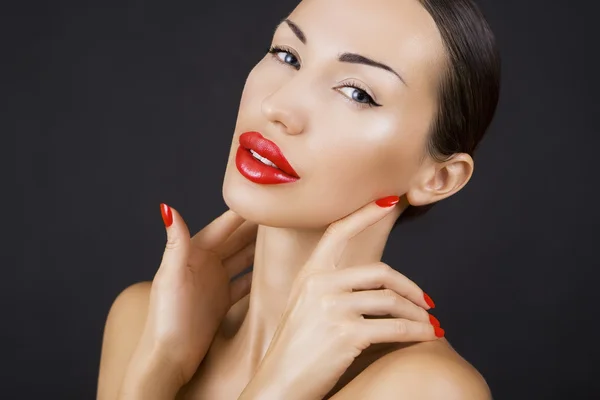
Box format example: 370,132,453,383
98,0,500,398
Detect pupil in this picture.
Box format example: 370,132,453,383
353,90,366,102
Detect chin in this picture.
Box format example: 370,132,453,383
221,161,337,230
220,140,279,226
222,161,291,228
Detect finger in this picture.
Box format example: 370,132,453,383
222,240,255,279
190,209,246,251
158,203,191,271
214,220,258,259
309,196,400,268
229,271,253,304
359,318,444,344
338,289,431,323
333,263,433,310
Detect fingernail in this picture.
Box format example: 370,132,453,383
375,196,400,208
434,326,445,338
423,292,435,309
428,314,441,327
160,203,173,227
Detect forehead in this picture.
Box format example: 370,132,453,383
284,0,446,90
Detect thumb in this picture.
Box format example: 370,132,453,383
159,203,191,269
308,195,401,268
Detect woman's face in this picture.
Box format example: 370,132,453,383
222,0,447,228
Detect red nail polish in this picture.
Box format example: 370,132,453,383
429,314,441,327
423,292,435,309
434,326,445,338
375,196,400,207
160,203,173,227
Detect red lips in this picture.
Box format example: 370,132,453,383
235,131,300,184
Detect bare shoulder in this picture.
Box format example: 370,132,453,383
97,281,153,400
331,340,492,400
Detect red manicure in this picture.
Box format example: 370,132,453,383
160,203,173,227
375,196,400,208
428,314,441,327
434,326,445,338
423,292,435,309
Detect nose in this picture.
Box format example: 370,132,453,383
260,87,306,136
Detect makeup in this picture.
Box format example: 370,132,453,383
235,131,300,184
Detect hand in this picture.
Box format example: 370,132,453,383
239,197,443,400
126,204,256,390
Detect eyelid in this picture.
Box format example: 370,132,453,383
336,79,379,104
268,44,301,67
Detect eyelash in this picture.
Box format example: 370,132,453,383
267,45,382,109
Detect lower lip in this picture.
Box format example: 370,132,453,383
235,146,299,184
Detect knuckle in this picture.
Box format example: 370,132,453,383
165,237,180,250
374,262,392,279
334,322,356,341
323,223,340,238
394,319,408,336
320,294,339,312
184,262,195,274
375,261,391,272
302,272,324,292
349,320,370,349
380,289,398,304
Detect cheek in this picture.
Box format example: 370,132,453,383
288,147,418,228
306,114,424,198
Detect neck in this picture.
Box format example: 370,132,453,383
232,201,406,371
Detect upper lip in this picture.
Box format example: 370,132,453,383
239,131,300,178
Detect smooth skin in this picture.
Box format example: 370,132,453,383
97,208,256,399
238,199,449,400
98,0,492,398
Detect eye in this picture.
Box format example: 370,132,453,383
268,46,301,70
337,83,382,108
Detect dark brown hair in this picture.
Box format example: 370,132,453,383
394,0,501,227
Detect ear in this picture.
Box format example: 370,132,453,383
405,153,474,207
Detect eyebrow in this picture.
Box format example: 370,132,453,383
280,19,407,86
284,19,306,44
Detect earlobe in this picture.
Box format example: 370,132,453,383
405,153,474,207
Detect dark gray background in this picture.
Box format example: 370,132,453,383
6,0,599,399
